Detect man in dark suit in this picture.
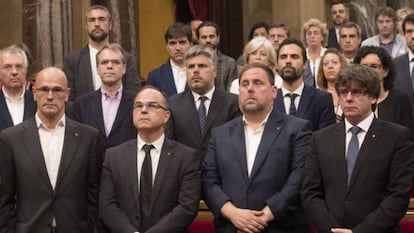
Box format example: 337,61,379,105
99,86,200,233
166,45,241,158
302,64,414,233
327,0,350,50
202,63,312,233
0,45,36,132
68,43,136,150
63,5,140,102
0,67,103,233
275,38,336,131
146,23,192,97
394,14,414,105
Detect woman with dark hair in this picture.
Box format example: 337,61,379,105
354,45,414,133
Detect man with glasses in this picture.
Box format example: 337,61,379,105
166,45,240,159
302,64,414,233
68,43,136,150
99,86,200,233
0,67,103,233
0,45,36,132
63,5,141,103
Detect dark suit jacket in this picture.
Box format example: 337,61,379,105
99,138,200,233
0,118,103,233
68,88,136,150
202,110,312,233
393,53,414,104
303,60,315,87
146,60,188,97
274,85,336,131
63,45,141,101
166,89,241,157
302,119,414,233
0,90,36,132
327,28,340,50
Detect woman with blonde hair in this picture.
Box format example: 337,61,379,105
317,48,348,122
302,18,328,87
230,37,280,94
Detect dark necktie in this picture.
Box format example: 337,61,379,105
347,126,361,185
286,93,299,115
198,96,207,133
140,144,154,232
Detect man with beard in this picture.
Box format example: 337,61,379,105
63,5,141,103
274,38,336,131
327,0,350,50
68,44,136,150
202,63,312,233
147,23,192,97
196,21,238,91
166,45,240,158
362,7,408,58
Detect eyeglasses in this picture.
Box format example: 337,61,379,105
362,63,382,70
1,64,25,72
35,87,67,96
98,59,124,66
133,102,168,111
338,88,368,97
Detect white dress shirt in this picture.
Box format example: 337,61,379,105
170,59,187,93
3,88,25,125
136,134,164,187
344,113,374,157
192,87,215,114
281,83,304,114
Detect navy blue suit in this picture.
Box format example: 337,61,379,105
327,28,340,50
0,89,36,132
68,88,136,150
274,85,336,131
202,110,312,233
147,60,188,97
393,53,414,103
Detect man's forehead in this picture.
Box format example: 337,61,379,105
168,37,189,42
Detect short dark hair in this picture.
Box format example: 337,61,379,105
135,85,170,111
353,46,396,91
268,23,290,38
330,0,350,13
164,22,192,43
335,64,381,101
277,38,307,63
248,22,269,41
96,43,126,65
402,13,414,33
339,21,362,38
196,21,220,38
239,63,275,86
86,5,112,22
375,7,397,33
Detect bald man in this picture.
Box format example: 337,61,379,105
0,67,103,233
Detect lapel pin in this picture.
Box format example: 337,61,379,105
75,133,79,137
372,134,375,138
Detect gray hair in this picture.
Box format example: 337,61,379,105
0,45,29,67
184,44,217,66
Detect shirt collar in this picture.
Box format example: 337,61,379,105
101,85,123,100
242,108,273,127
35,113,66,130
281,82,304,97
137,134,165,153
170,59,185,71
2,88,25,100
344,112,374,133
192,86,215,102
408,50,414,63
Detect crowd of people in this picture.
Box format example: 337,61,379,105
1,0,414,233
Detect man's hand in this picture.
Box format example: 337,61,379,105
331,228,352,233
221,202,268,233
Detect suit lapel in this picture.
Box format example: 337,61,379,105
55,119,81,190
334,123,348,187
183,91,202,137
109,90,132,136
230,118,249,183
80,46,94,91
274,89,286,113
90,90,106,134
0,90,14,126
23,91,36,120
126,140,139,203
249,111,283,180
297,85,312,118
203,90,222,138
164,60,178,95
22,119,54,191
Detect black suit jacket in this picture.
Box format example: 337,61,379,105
63,45,141,101
302,119,414,233
166,89,241,157
0,90,36,132
274,85,336,131
0,118,103,233
327,28,340,50
393,53,414,105
99,138,200,233
68,88,136,150
202,110,312,233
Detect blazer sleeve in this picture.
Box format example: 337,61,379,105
353,128,414,233
0,133,16,233
146,149,201,233
124,54,141,95
302,133,341,233
63,53,78,101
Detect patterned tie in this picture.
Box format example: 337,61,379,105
286,93,299,115
140,144,154,232
198,96,208,133
347,126,361,185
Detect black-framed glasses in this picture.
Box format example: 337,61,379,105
35,87,67,96
133,102,168,111
338,88,368,98
98,59,124,66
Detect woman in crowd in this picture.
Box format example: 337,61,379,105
302,18,328,88
354,45,414,134
396,7,414,35
230,37,279,94
316,48,348,122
